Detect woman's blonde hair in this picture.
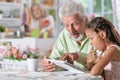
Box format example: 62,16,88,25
31,3,47,19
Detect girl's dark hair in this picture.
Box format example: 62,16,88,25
87,17,120,46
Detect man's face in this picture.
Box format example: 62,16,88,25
61,14,85,39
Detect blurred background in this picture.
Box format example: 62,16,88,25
57,0,120,35
0,0,120,39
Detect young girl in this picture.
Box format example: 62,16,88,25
85,17,120,80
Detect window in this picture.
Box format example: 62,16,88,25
77,0,118,29
55,0,119,35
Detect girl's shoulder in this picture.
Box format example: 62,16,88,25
107,44,120,51
104,44,120,61
102,44,120,58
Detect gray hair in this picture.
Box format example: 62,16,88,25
31,3,47,19
59,1,86,21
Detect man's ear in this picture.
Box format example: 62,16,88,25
82,18,88,32
84,18,88,26
99,31,106,39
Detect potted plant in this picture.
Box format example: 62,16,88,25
0,25,5,38
27,56,40,71
0,25,5,32
4,45,27,61
3,45,41,71
3,45,28,70
26,46,41,71
0,10,3,19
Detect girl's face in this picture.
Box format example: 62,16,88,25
85,29,106,51
32,5,42,19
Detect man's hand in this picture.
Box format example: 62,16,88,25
42,56,56,72
59,52,79,64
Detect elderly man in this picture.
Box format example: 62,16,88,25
42,1,91,72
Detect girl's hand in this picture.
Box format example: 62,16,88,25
87,47,98,70
87,47,98,64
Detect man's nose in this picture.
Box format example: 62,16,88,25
71,27,76,33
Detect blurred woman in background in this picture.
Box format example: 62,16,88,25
26,3,54,38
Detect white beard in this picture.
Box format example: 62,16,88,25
71,34,84,41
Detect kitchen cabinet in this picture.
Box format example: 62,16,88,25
0,2,23,30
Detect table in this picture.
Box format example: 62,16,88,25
0,70,104,80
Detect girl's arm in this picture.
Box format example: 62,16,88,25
91,46,117,75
